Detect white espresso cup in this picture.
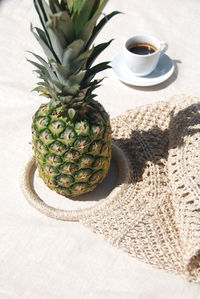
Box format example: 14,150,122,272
123,35,168,76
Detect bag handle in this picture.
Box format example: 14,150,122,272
20,143,131,222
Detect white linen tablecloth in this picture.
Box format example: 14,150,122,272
1,0,200,298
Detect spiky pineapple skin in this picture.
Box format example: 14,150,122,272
32,99,112,197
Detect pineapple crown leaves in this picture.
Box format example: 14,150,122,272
28,0,120,108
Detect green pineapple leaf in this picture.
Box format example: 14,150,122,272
68,108,76,120
47,11,74,47
49,0,61,13
63,85,80,95
72,0,84,15
62,39,84,66
72,47,94,72
33,0,51,43
27,58,51,79
78,0,108,45
46,26,64,62
67,70,86,85
40,0,52,20
33,0,61,62
34,27,50,46
65,0,73,13
86,39,113,68
52,62,71,79
73,0,97,36
84,78,104,93
27,51,58,81
84,61,111,82
31,24,58,61
86,11,121,49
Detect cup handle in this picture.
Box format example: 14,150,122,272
160,41,168,55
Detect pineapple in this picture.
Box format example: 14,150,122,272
28,0,119,197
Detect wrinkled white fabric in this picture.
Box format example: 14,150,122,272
1,0,200,298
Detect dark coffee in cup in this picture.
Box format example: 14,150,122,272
128,42,157,55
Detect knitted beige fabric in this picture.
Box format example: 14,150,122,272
79,94,200,283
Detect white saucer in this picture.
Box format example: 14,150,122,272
111,52,174,87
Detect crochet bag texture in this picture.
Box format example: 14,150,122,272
22,94,200,282
80,94,200,283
